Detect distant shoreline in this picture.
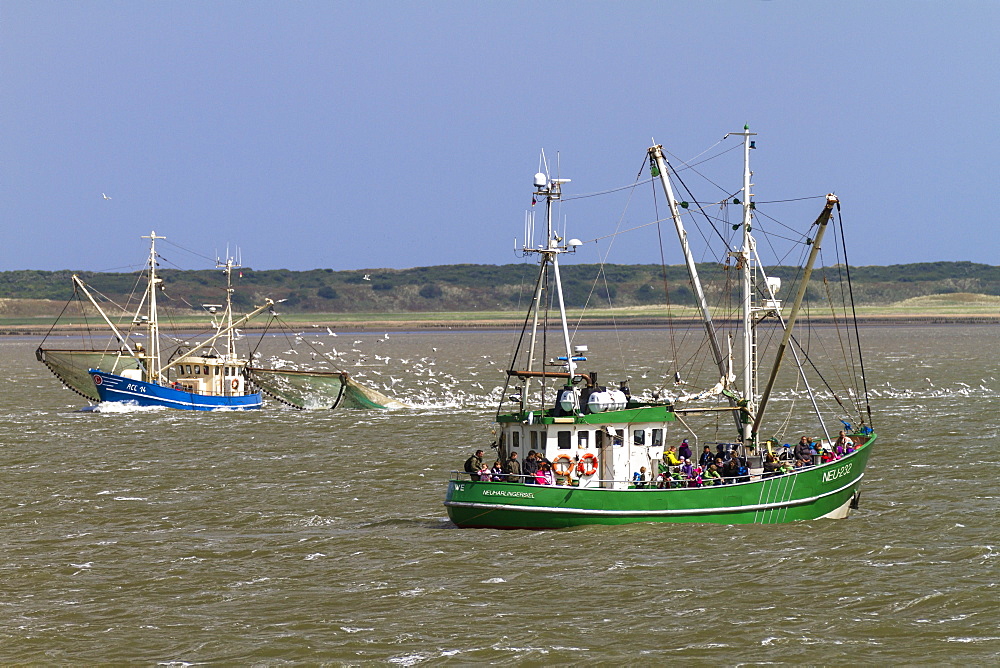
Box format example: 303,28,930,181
8,312,999,336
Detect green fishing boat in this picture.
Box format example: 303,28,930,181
445,129,877,528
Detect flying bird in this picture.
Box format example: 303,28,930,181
362,274,371,281
102,193,112,200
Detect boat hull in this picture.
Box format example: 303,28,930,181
445,437,875,528
89,370,263,411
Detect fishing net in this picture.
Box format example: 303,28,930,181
36,348,140,402
246,367,408,410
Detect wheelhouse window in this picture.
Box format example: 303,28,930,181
557,431,571,450
530,431,538,450
633,429,645,445
577,431,589,449
512,432,520,449
652,429,663,447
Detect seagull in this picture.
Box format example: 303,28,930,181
102,193,112,200
362,274,371,281
326,327,337,336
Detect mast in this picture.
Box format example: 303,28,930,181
736,127,757,444
142,231,166,384
515,167,578,410
218,255,239,361
648,145,740,431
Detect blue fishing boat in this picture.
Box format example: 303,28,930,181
88,368,263,410
38,231,406,411
45,232,272,410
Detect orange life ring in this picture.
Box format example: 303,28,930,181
231,378,239,390
576,452,598,476
552,454,573,477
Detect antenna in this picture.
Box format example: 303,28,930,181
539,149,550,180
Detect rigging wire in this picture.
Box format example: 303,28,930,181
569,156,651,368
664,142,743,197
668,163,735,249
837,202,873,430
826,219,865,419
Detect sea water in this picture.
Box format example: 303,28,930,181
0,325,997,663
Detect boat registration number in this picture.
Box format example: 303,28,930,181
822,462,852,483
126,383,147,393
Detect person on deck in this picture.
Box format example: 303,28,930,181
699,445,715,470
730,449,750,482
678,439,692,461
464,449,484,480
523,451,539,485
793,436,813,463
633,467,647,488
535,461,554,485
721,456,740,484
490,461,504,481
504,451,522,483
704,464,723,486
834,430,853,457
763,452,781,478
664,445,682,468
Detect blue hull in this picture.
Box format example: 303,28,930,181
89,369,263,411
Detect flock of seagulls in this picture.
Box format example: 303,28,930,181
256,334,691,409
255,330,513,408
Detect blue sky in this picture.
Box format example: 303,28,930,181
2,1,996,272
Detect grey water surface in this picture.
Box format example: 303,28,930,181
1,325,997,664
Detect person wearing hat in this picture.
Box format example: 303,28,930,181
678,439,692,461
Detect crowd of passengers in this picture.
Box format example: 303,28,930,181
463,431,858,487
463,449,556,484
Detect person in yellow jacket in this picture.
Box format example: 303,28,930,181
663,445,682,467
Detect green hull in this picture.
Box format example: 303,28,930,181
445,436,875,528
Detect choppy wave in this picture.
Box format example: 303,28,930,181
3,329,999,663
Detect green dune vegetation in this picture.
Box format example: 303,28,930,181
2,261,998,331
